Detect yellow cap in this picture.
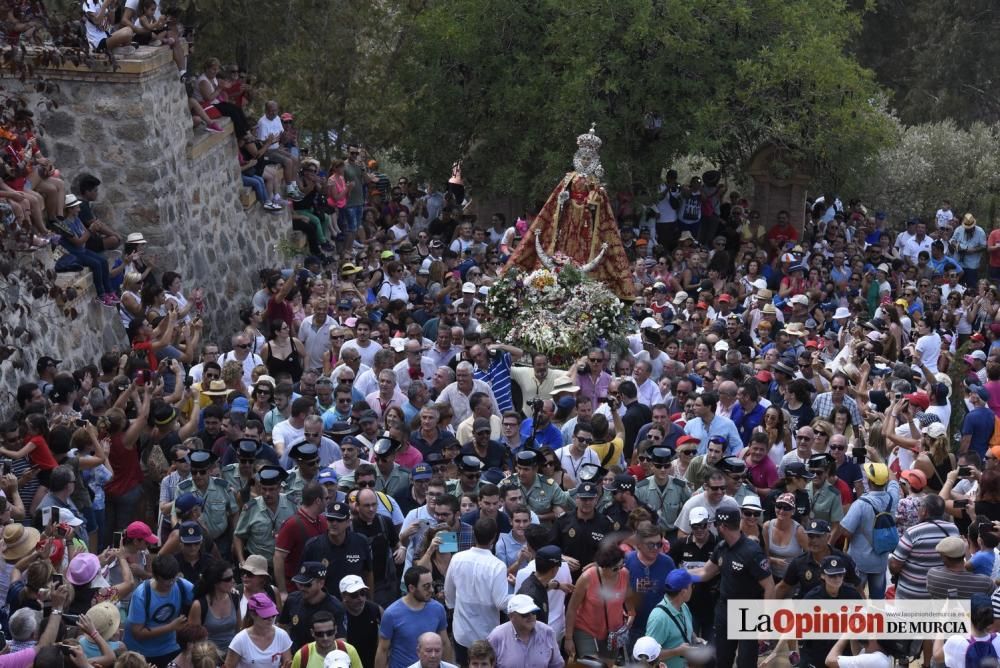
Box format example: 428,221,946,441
863,462,890,486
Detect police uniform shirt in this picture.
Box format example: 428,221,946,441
446,478,482,499
301,531,373,596
635,477,690,531
277,590,348,652
555,511,616,569
178,552,213,585
607,501,660,531
798,583,864,668
669,534,719,617
221,464,249,497
516,572,550,625
711,534,771,601
175,477,238,539
233,493,297,561
781,547,859,598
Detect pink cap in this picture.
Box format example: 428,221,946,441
125,521,158,545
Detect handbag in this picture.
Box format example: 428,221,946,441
599,569,630,654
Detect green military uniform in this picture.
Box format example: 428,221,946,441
283,469,319,506
233,493,297,561
807,481,845,525
731,482,756,506
376,463,411,499
635,476,691,533
446,478,482,499
175,477,238,540
502,473,573,517
221,464,250,495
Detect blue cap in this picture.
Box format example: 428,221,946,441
412,463,432,481
230,396,249,414
179,521,203,544
664,568,699,593
337,299,353,310
317,467,339,484
175,493,204,514
536,545,562,562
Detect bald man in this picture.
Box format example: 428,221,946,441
410,633,459,668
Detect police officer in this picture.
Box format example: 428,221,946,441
301,501,374,597
175,450,238,557
233,465,297,563
690,504,774,668
668,507,717,642
717,456,756,505
555,481,617,575
221,439,260,503
447,455,484,498
762,462,813,522
635,446,690,542
606,473,659,529
176,520,213,583
569,463,612,512
806,454,845,528
774,519,859,599
373,434,411,498
284,442,322,506
277,561,348,653
503,450,572,522
794,555,864,668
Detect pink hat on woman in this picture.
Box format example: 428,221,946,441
247,592,279,618
67,553,110,588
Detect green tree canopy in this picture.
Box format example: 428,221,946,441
379,0,894,198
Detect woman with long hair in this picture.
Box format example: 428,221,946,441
913,425,955,493
754,405,793,467
564,542,635,664
538,446,570,490
236,557,280,618
189,560,241,656
829,405,855,442
224,593,291,668
260,319,305,383
238,306,266,356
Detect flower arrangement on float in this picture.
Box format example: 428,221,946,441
486,237,632,365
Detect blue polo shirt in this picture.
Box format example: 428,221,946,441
963,406,996,458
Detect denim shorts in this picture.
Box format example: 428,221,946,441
342,205,362,232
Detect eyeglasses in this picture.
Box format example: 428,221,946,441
304,432,321,438
355,480,375,488
313,629,336,638
680,450,696,456
775,504,794,512
576,436,593,445
796,435,813,441
588,358,602,363
708,485,726,491
653,463,670,469
741,510,761,517
236,343,250,349
637,455,651,463
829,444,845,451
192,470,209,476
642,541,661,549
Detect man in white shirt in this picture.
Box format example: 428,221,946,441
935,200,955,231
901,221,933,265
407,632,459,668
438,362,499,428
271,396,312,457
256,100,303,200
340,318,381,369
444,518,510,663
555,421,599,485
394,340,437,393
220,333,263,388
514,526,572,641
913,317,942,375
631,360,661,408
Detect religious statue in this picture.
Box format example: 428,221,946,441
503,125,634,300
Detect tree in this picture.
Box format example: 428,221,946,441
377,0,894,198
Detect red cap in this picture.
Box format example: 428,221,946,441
971,333,985,342
717,294,733,303
280,112,294,121
695,301,709,310
903,392,930,411
755,370,773,383
676,435,700,446
804,340,819,349
125,521,159,544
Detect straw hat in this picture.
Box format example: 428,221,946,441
86,602,121,640
2,524,40,561
962,213,977,228
201,380,229,397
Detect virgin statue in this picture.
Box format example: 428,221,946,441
503,125,634,299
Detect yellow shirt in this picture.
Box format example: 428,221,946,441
589,436,624,468
290,641,362,668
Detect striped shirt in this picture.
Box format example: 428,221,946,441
927,566,994,599
474,351,514,413
890,520,958,599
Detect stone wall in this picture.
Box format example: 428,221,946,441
0,47,289,414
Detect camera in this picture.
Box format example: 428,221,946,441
959,466,972,477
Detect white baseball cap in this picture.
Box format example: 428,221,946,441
633,636,662,662
339,574,368,594
507,594,541,615
833,307,851,320
751,278,767,290
714,340,729,352
462,282,476,294
689,506,710,526
323,651,352,668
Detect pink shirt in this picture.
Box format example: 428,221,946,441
395,443,424,470
985,380,1000,414
746,455,779,491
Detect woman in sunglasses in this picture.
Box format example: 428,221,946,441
761,492,807,581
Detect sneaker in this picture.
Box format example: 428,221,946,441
105,293,121,305
48,219,71,236
286,184,305,201
272,195,287,208
263,201,282,212
205,122,223,133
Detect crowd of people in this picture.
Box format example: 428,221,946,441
4,13,1000,668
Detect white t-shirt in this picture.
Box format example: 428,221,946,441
836,651,892,667
82,0,110,47
340,338,380,368
256,114,284,150
943,634,1000,668
229,627,292,668
271,419,304,456
377,280,409,304
124,0,160,24
936,208,955,230
915,332,942,374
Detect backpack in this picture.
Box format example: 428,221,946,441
299,639,346,667
142,579,192,625
861,496,899,555
965,633,999,668
988,416,1000,451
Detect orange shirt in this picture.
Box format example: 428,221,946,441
574,564,628,639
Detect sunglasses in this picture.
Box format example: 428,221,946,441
742,510,761,517
775,504,795,512
313,630,336,638
236,344,250,349
829,444,845,451
355,481,375,488
680,450,696,456
653,463,670,469
708,485,726,491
